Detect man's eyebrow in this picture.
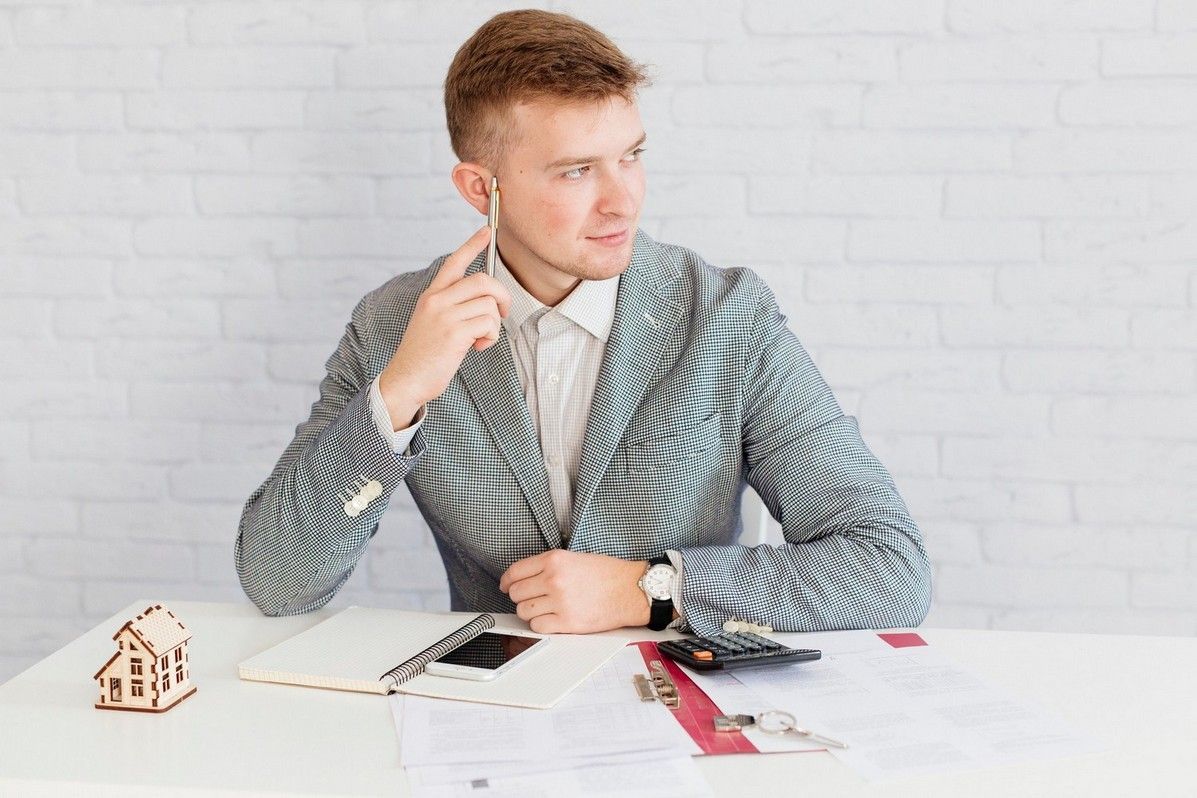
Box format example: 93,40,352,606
544,132,648,171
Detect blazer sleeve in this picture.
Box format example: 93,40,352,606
234,288,425,616
676,280,933,635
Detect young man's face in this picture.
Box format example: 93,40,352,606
490,95,647,288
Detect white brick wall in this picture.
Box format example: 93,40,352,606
2,0,1195,683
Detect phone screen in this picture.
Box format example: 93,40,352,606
433,632,546,672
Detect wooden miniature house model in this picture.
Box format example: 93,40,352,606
94,603,196,713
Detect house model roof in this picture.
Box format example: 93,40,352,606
113,603,192,657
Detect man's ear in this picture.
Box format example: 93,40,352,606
451,163,493,216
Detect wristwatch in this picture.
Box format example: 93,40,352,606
637,556,677,631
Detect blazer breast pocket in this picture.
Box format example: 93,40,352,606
622,412,723,474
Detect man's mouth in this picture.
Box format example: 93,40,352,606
587,229,629,245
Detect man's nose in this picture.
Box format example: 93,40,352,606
596,168,637,217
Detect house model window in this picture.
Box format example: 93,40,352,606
94,603,197,714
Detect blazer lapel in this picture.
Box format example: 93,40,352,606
455,259,562,551
570,230,682,541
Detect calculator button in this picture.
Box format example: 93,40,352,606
691,650,714,661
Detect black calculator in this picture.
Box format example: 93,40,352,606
657,632,821,672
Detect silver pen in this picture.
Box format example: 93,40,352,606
485,176,500,277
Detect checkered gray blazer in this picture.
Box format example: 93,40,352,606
236,229,932,635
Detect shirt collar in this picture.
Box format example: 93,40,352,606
494,253,620,343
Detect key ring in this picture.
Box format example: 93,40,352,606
755,709,799,733
756,710,849,749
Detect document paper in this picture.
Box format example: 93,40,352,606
728,630,1104,780
393,646,708,796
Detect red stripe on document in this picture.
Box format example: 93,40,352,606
877,632,928,648
632,641,759,756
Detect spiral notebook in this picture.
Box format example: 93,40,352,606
237,606,628,709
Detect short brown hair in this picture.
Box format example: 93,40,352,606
444,9,652,170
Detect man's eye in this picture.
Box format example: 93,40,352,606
563,149,646,181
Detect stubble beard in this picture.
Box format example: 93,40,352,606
508,222,637,286
556,238,635,282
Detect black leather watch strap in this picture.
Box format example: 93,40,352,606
646,556,674,631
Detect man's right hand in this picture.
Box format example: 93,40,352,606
377,225,512,429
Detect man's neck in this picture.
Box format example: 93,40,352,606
500,251,581,307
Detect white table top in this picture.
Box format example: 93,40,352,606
0,600,1194,796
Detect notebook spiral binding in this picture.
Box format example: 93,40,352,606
379,613,497,689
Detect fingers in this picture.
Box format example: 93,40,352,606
502,551,573,633
428,226,491,292
447,293,502,328
514,597,561,635
514,596,552,622
499,552,549,593
506,574,549,605
456,314,501,351
438,272,512,319
451,295,501,328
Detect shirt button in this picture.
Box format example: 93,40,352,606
547,374,560,386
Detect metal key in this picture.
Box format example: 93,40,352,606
713,711,849,749
757,710,849,749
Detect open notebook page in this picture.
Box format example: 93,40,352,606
239,607,488,693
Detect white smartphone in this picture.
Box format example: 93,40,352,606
423,631,548,681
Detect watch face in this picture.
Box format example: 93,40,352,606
643,564,675,601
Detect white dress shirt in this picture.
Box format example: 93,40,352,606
368,254,686,624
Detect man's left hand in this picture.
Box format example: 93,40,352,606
498,550,650,633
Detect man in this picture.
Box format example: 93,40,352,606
235,9,932,636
